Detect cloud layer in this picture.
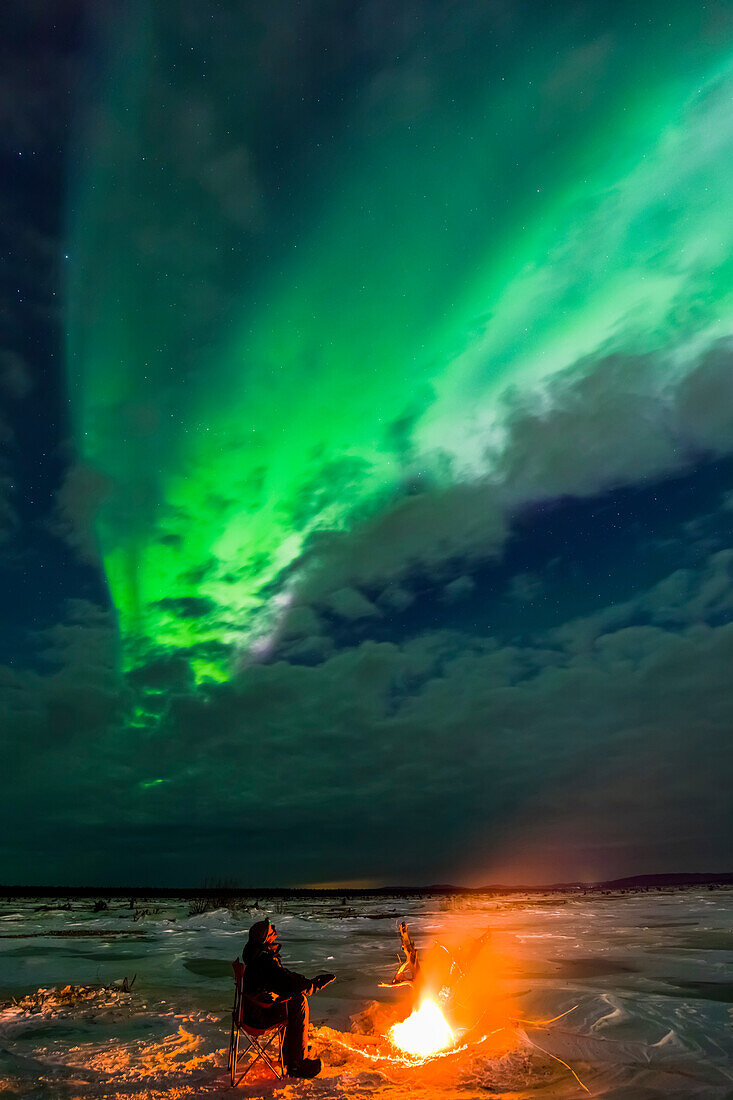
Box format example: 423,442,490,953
2,519,731,885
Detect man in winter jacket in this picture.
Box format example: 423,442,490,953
242,918,335,1078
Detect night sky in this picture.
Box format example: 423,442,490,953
2,0,732,887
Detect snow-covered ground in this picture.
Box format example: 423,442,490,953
0,889,731,1098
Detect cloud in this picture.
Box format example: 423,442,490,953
674,340,733,454
507,572,543,604
154,596,219,619
440,575,475,603
282,337,733,618
51,463,110,563
641,548,733,626
376,583,415,613
495,338,733,508
298,483,508,601
493,351,677,504
2,544,731,884
144,596,733,882
1,599,121,772
324,586,382,621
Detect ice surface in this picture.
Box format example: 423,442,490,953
1,890,731,1098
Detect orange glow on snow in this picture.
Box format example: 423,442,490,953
389,998,455,1058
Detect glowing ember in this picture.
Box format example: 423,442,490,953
389,998,455,1058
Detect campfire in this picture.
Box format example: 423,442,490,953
389,997,455,1058
329,918,589,1093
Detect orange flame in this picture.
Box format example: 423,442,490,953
389,997,455,1058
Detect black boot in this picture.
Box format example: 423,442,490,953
288,1056,322,1079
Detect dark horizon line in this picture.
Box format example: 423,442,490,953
1,871,731,898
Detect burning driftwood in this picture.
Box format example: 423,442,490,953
383,920,491,998
387,921,421,986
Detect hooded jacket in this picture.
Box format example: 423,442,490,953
243,919,315,1000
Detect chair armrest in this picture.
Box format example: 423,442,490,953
243,992,292,1009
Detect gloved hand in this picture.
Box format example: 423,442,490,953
313,972,336,990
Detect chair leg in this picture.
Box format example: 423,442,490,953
231,1029,286,1086
256,1034,283,1079
233,1034,261,1086
231,1028,239,1086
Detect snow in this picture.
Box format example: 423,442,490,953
1,889,732,1098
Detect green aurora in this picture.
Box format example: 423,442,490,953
66,2,733,681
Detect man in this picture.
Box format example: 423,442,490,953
242,918,335,1079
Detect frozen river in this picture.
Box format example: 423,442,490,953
0,889,731,1098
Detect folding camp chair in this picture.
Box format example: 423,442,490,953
228,957,290,1085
